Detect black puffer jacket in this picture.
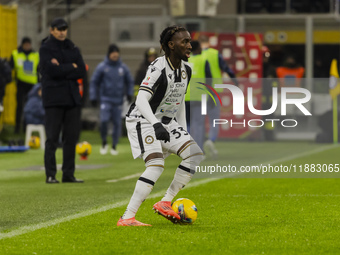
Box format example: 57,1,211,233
39,35,86,108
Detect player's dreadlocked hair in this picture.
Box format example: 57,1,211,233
160,25,187,56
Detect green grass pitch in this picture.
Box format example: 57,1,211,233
1,131,340,254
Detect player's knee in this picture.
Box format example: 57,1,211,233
145,157,164,169
189,152,204,166
144,152,164,163
141,157,164,184
182,142,204,166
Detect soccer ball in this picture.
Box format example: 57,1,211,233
171,198,198,224
76,141,92,159
28,136,40,149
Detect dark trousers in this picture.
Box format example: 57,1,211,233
44,106,80,180
15,80,34,133
99,102,122,148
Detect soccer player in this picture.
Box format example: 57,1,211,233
117,26,204,226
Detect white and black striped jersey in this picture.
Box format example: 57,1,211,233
127,56,192,121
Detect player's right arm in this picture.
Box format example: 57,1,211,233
135,90,159,125
135,62,170,142
135,64,161,125
136,91,170,143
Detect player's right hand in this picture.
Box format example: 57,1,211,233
153,122,170,143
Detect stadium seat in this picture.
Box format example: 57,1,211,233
25,124,46,150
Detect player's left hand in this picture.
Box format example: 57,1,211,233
153,122,170,143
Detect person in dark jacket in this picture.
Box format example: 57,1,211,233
90,44,134,156
39,17,86,184
24,83,44,125
134,47,158,86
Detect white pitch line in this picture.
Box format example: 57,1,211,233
1,144,337,240
0,178,217,241
106,173,142,183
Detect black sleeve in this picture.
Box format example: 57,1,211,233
65,47,86,80
184,64,192,94
185,64,192,84
39,47,75,79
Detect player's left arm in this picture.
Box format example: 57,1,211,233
176,96,187,129
178,63,191,129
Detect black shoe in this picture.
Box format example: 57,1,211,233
46,176,60,184
62,177,84,183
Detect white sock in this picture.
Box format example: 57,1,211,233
122,158,164,219
162,142,204,202
122,179,153,219
162,163,194,202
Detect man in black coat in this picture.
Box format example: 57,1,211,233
40,18,86,183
